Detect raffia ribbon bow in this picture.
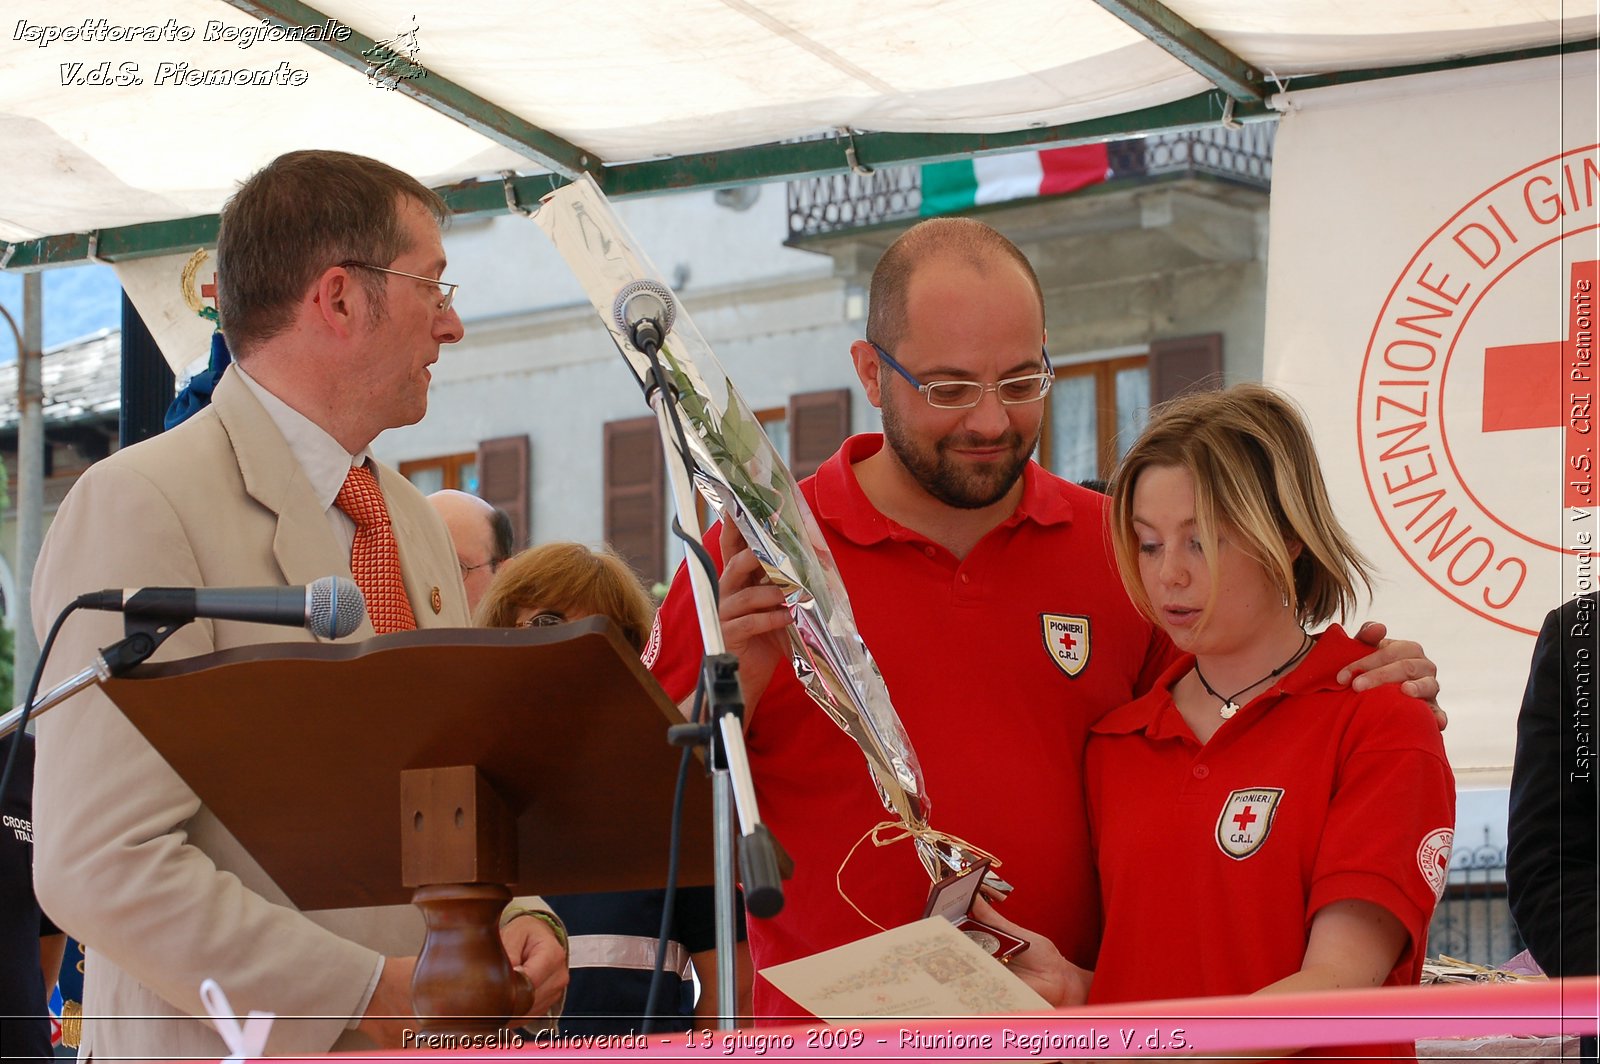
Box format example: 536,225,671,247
836,820,1004,930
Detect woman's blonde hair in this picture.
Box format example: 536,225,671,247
1110,383,1373,629
475,541,655,652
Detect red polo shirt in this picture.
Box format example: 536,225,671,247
1086,626,1455,1059
647,434,1175,1019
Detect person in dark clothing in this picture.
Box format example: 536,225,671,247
1508,592,1598,1061
1,733,64,1061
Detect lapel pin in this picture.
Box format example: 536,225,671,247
430,586,443,614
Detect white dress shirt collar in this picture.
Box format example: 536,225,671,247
231,364,374,510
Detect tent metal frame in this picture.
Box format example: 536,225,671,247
3,0,1594,272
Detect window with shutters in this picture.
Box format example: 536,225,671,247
1044,355,1150,485
400,441,529,551
477,435,530,552
1043,334,1222,484
401,452,477,495
604,416,666,588
788,388,851,481
641,391,854,590
663,406,794,582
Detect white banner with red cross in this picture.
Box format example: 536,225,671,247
1263,53,1599,779
113,247,221,377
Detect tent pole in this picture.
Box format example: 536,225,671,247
119,292,173,450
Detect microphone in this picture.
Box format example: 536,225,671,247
611,279,677,352
75,576,367,639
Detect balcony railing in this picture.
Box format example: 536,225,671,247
1425,836,1525,968
787,123,1275,241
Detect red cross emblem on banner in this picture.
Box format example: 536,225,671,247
1481,258,1597,507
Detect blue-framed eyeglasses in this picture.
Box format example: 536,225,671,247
870,342,1054,409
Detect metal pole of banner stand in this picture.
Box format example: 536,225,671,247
638,370,784,1031
649,400,737,1028
12,277,44,688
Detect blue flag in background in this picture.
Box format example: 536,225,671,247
164,330,232,431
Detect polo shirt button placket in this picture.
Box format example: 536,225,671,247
1192,763,1210,780
953,565,981,604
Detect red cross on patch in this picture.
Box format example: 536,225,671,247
1041,613,1090,677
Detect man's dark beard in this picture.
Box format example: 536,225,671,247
881,398,1037,509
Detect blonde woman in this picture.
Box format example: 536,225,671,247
987,385,1455,1061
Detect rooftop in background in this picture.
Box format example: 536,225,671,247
0,328,121,434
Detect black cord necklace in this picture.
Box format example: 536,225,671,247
1193,630,1314,720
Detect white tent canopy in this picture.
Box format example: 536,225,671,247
1,0,1593,259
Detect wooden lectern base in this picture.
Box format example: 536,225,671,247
402,765,531,1035
412,884,532,1035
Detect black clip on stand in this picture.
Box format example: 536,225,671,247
631,325,785,1030
0,615,183,741
0,613,185,814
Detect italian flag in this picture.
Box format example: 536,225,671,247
920,145,1110,217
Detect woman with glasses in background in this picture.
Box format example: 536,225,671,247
476,542,752,1034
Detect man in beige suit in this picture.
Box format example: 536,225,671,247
30,150,566,1056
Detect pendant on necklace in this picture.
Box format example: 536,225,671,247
1219,702,1239,720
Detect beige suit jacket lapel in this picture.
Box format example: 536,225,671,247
210,372,362,630
378,463,460,627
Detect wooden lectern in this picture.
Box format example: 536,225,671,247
100,618,713,1036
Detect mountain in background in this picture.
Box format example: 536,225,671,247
0,265,122,359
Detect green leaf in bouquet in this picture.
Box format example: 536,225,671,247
718,397,767,466
661,347,713,433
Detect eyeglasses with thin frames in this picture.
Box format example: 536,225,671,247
458,557,496,580
517,611,565,629
338,261,458,313
870,342,1054,409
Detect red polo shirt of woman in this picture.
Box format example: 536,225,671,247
986,384,1455,1062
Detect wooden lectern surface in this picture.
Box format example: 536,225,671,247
101,618,714,911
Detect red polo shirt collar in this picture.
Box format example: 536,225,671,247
812,433,1075,547
1092,624,1362,742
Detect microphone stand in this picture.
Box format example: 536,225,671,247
0,614,183,740
632,323,784,1030
0,612,181,811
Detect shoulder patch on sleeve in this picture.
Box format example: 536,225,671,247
640,610,663,668
1417,827,1454,899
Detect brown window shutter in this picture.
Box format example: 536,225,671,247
604,416,666,587
787,388,851,481
1149,333,1224,406
477,435,530,551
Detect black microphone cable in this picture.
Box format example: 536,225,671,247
642,648,706,1033
0,601,82,813
623,315,743,1033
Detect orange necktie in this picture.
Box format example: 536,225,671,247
334,464,417,634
